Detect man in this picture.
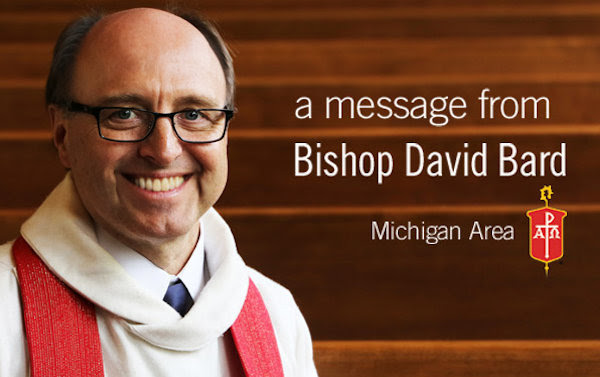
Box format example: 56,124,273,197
0,8,318,376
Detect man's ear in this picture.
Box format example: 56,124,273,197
48,105,71,169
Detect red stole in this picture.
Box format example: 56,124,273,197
12,236,285,377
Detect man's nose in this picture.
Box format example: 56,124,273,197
137,117,183,166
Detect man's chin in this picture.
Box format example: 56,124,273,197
129,220,198,242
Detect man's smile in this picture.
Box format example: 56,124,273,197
122,174,193,193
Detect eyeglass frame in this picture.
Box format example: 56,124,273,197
66,101,234,143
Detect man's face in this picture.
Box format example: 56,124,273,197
52,9,228,247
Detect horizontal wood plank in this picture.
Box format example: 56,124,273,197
4,1,600,12
3,7,600,41
234,37,600,78
224,136,593,207
314,341,600,377
232,81,600,128
230,212,600,339
5,37,600,79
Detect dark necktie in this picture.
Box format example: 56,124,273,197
163,278,194,316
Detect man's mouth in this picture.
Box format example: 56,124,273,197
124,175,190,192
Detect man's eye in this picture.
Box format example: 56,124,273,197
105,109,137,121
183,110,200,121
115,109,135,120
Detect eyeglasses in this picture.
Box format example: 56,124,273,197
67,101,234,143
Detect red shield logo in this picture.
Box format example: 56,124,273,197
526,186,566,276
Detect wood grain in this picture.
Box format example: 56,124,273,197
4,1,600,12
229,211,600,339
313,341,600,377
5,37,600,79
3,6,600,41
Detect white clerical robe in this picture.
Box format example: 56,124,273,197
0,174,318,376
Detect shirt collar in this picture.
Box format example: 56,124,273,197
96,222,206,302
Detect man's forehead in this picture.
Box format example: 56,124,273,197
71,8,226,107
85,8,203,48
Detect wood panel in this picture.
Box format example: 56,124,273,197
0,44,51,79
233,37,600,78
228,212,600,339
4,1,600,12
5,37,600,79
232,81,600,128
3,7,600,42
216,13,600,41
3,81,600,130
0,135,594,208
224,136,592,207
313,341,600,377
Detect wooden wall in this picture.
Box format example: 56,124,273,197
2,0,600,375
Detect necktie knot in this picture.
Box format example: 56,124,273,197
163,278,194,316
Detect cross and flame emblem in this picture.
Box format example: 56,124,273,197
526,186,567,276
527,186,567,277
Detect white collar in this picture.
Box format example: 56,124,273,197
96,222,206,302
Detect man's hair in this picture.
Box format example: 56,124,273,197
45,8,236,109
